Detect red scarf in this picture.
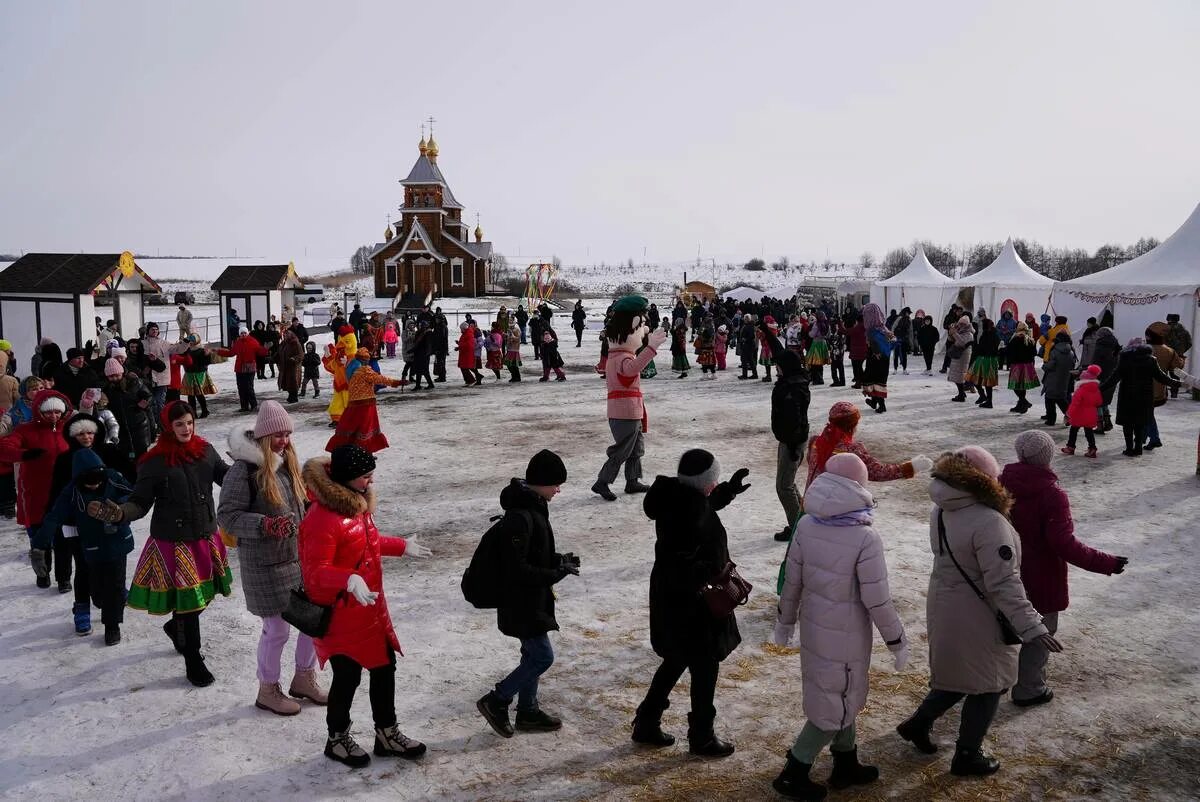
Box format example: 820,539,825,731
138,401,210,466
809,423,853,477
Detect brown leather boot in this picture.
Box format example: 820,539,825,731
288,669,329,705
256,682,301,716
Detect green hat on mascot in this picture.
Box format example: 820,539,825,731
612,295,649,315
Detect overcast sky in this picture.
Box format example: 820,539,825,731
1,1,1197,267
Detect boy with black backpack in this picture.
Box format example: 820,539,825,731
472,449,578,738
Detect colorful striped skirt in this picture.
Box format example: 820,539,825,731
326,399,388,453
1007,362,1040,390
672,353,691,372
807,339,829,367
127,532,232,616
966,356,999,387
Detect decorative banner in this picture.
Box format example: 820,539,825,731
1000,298,1019,320
118,251,135,278
1062,289,1178,306
525,263,558,303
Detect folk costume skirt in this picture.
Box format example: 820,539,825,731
1007,362,1040,391
966,356,999,387
806,339,829,367
326,399,389,453
127,532,232,615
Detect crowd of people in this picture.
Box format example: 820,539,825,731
0,289,1194,798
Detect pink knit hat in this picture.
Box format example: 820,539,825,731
253,401,293,438
825,453,868,487
1083,364,1102,379
956,445,1001,479
103,358,123,377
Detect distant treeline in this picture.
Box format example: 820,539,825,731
870,237,1161,281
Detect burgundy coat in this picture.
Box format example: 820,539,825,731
999,462,1120,614
848,322,868,360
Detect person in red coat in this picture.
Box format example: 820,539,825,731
1064,364,1104,457
847,320,868,389
999,430,1127,707
456,322,482,386
0,388,73,587
299,446,431,768
222,328,269,412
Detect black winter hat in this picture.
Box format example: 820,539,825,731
774,349,804,377
525,449,567,486
677,448,721,490
330,445,376,484
66,347,84,360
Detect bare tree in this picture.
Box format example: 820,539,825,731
349,244,374,274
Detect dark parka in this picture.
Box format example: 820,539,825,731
103,374,154,478
121,442,229,542
763,327,811,454
1089,328,1122,404
495,480,566,640
1099,343,1180,427
1040,336,1076,401
643,477,742,663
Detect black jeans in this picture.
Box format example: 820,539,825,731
327,649,396,735
89,557,127,626
829,357,845,385
892,344,908,371
53,530,84,590
915,689,1001,751
411,358,434,388
235,371,258,410
0,471,15,513
850,359,864,385
574,328,584,347
923,351,935,371
1067,426,1096,449
187,392,209,416
637,656,719,730
1044,398,1069,423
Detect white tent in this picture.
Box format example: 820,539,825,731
870,246,958,317
1054,201,1200,370
721,285,769,303
968,237,1055,323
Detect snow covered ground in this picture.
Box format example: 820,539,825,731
1,334,1197,802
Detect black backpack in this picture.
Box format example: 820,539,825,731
461,510,531,609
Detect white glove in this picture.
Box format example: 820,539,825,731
405,538,432,558
345,574,377,606
772,621,796,647
647,328,668,351
890,641,910,671
910,455,934,474
1176,370,1197,390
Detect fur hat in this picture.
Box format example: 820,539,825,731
825,453,868,487
66,347,84,361
1014,430,1055,466
38,396,67,414
104,358,124,377
677,449,721,490
525,449,567,486
253,401,293,439
329,445,376,484
66,415,99,438
955,445,1001,479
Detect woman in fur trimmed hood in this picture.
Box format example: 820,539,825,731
896,447,1061,779
298,445,431,768
217,401,326,717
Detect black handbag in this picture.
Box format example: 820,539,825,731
937,512,1022,646
282,587,335,638
283,546,366,638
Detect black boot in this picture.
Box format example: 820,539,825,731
590,481,617,501
515,708,562,732
163,617,185,654
179,614,214,687
950,746,1000,776
476,691,514,738
631,715,675,747
874,398,886,414
772,751,826,800
185,653,215,687
896,713,938,754
624,480,651,494
774,525,793,542
828,746,879,789
687,712,734,758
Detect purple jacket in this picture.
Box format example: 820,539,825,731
999,462,1120,614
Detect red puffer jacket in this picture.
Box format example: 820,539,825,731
299,457,407,669
224,334,268,373
1065,376,1102,430
999,461,1120,614
0,389,73,526
457,327,477,369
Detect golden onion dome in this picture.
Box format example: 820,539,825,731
418,135,427,155
426,134,439,160
474,222,484,242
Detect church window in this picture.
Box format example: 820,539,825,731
385,263,397,287
451,259,464,286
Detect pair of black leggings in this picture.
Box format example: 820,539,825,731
915,689,1001,751
327,650,396,735
1067,426,1096,450
187,392,208,416
923,351,934,371
637,656,719,729
1044,398,1069,423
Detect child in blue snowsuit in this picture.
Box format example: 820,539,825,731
36,449,134,645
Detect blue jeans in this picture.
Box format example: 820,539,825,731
150,386,167,427
495,634,554,712
1146,413,1160,442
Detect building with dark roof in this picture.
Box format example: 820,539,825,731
0,252,161,368
370,131,494,301
211,262,304,345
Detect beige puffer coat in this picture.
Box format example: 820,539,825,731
926,454,1048,695
945,321,975,385
778,472,904,731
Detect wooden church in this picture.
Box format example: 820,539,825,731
370,130,493,300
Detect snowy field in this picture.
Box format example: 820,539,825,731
1,334,1198,802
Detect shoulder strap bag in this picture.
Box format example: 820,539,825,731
937,511,1022,646
283,540,368,639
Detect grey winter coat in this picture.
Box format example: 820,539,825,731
777,472,904,731
946,325,975,384
926,455,1047,695
216,428,305,617
1041,339,1077,401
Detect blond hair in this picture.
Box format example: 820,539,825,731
256,436,306,511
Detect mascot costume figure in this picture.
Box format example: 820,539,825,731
591,295,668,501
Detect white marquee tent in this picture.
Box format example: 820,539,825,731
870,246,958,317
968,237,1055,323
721,285,769,303
1053,201,1200,370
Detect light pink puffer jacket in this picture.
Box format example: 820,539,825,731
777,472,904,731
